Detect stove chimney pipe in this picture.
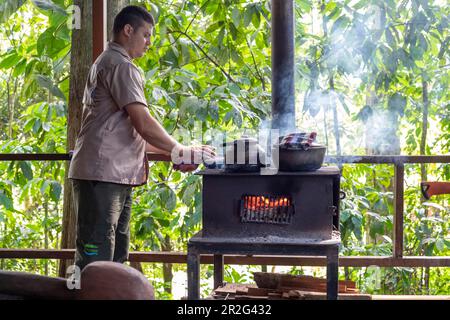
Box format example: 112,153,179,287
271,0,295,134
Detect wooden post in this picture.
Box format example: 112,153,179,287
92,0,106,61
59,0,93,278
213,254,224,289
187,247,200,300
393,163,404,258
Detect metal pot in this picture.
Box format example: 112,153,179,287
222,136,266,173
275,132,326,171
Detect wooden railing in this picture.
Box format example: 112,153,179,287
0,154,449,268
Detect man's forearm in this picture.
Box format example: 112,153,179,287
145,143,171,156
140,115,180,153
125,103,181,154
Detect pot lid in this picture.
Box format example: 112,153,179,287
222,136,258,147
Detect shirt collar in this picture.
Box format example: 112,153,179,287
107,41,132,61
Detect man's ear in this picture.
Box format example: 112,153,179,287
123,24,134,37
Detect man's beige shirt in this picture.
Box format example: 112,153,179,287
68,42,148,186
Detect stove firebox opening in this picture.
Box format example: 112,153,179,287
240,195,294,224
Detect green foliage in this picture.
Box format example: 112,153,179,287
0,0,448,297
0,0,69,276
0,0,27,24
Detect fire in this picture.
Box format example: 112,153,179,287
244,195,290,210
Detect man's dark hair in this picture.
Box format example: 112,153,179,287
113,5,155,35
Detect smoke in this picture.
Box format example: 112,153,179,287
362,109,401,155
295,4,405,155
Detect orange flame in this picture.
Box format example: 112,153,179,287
245,196,290,210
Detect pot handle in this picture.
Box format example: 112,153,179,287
339,191,346,200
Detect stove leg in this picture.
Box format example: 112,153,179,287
187,247,200,300
213,254,224,289
326,246,339,300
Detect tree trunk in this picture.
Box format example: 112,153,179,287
420,79,429,184
107,0,130,42
364,92,377,155
162,235,173,294
129,261,144,273
7,75,18,138
58,0,93,277
420,77,430,294
329,77,341,156
44,201,49,276
0,223,5,269
344,267,350,281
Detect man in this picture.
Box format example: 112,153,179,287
68,5,214,271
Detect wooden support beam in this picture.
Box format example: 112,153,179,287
1,250,449,268
0,153,170,162
1,154,449,164
92,0,106,61
394,163,404,258
325,155,450,164
0,154,71,161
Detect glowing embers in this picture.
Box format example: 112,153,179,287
240,195,294,225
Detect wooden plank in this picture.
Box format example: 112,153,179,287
235,288,249,295
372,295,450,300
146,153,171,162
215,255,450,267
214,283,253,295
0,154,448,163
325,155,450,164
235,295,269,300
247,287,272,296
1,250,449,267
394,163,404,258
338,293,372,300
281,292,290,299
0,154,71,161
341,280,357,288
279,285,350,294
0,153,171,162
215,286,372,300
0,249,76,259
286,290,372,300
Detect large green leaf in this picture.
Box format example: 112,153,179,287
13,58,27,77
37,27,69,58
19,162,33,180
388,93,406,116
331,15,350,35
35,74,66,101
181,182,197,206
31,0,67,16
0,0,26,23
0,192,14,211
50,181,61,203
0,51,21,69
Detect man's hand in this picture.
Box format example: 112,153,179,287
172,145,216,165
189,145,216,162
171,145,216,173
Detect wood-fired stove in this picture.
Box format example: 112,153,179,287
187,166,342,300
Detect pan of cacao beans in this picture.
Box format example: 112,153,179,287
273,132,326,171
